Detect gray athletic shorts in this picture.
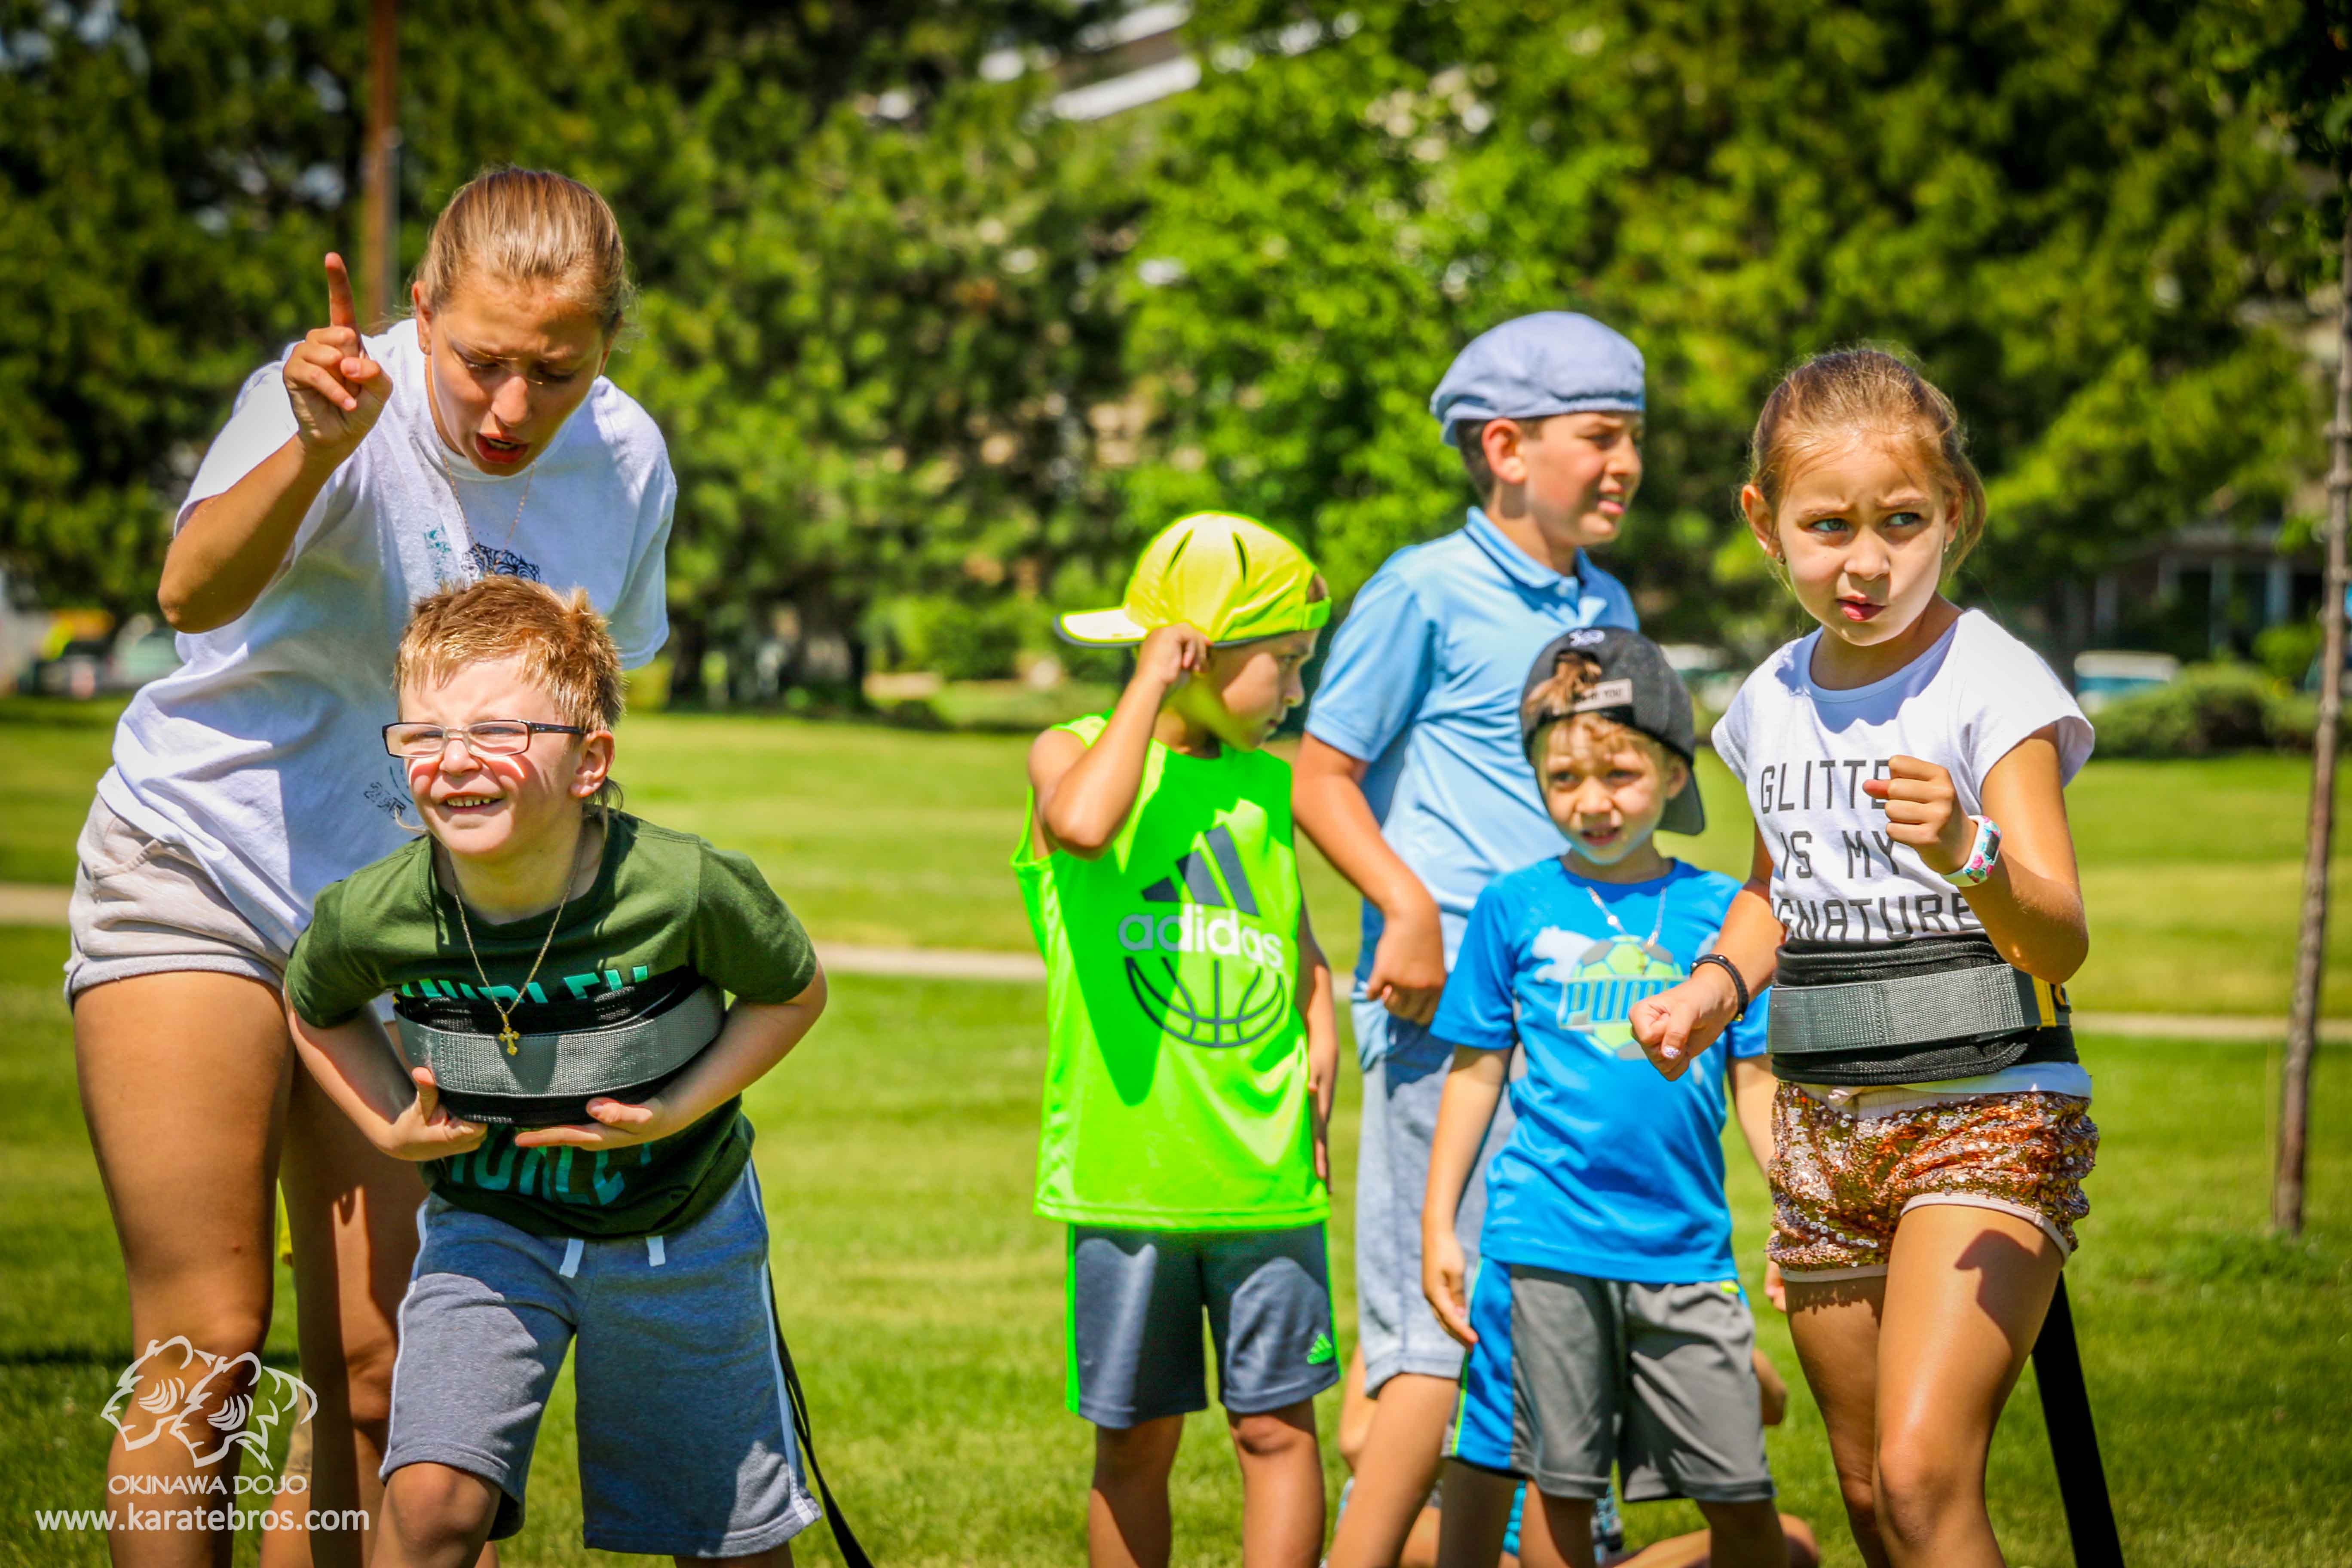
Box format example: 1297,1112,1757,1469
1066,1223,1341,1428
1353,1000,1517,1393
64,795,287,1000
383,1164,821,1556
1448,1262,1774,1505
64,794,393,1023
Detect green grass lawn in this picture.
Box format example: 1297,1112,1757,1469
8,698,2337,1017
0,916,2345,1565
3,703,2351,1561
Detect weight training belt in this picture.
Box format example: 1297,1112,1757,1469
1767,932,2075,1086
401,980,726,1128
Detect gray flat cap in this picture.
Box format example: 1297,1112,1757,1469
1430,312,1645,444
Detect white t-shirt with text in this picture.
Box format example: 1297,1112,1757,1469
1712,609,2095,1103
98,318,674,954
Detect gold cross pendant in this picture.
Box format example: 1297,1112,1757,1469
500,1026,521,1056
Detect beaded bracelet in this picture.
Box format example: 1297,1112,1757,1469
1690,953,1749,1022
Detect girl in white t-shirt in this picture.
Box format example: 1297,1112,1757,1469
69,168,673,1563
1630,348,2095,1568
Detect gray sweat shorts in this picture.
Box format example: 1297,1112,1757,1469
1352,1000,1518,1393
383,1163,821,1557
1066,1223,1340,1428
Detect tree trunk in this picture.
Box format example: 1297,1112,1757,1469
360,0,400,329
2278,197,2352,1236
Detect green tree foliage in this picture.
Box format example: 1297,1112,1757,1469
1,0,2334,693
1122,0,2327,653
0,0,353,609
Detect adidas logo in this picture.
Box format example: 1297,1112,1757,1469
1306,1332,1337,1366
1139,825,1261,915
1118,825,1292,1049
1115,826,1288,971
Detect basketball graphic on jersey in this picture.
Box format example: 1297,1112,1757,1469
1532,928,1682,1057
1114,825,1292,1050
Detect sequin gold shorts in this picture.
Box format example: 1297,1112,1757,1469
1768,1083,2097,1280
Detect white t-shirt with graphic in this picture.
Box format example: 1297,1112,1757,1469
1712,609,2095,1103
98,318,673,954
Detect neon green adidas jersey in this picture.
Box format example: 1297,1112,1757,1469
1013,714,1326,1229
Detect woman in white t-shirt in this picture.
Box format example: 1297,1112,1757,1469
1629,349,2096,1568
71,168,673,1563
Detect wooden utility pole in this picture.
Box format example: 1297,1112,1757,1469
358,0,400,328
2279,198,2352,1236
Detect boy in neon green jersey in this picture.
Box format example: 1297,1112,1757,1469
1016,512,1344,1568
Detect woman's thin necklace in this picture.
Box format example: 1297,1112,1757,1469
445,829,590,1055
429,359,534,563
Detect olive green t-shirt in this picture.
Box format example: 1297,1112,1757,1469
285,813,818,1239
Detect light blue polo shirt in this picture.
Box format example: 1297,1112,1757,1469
1303,506,1639,1038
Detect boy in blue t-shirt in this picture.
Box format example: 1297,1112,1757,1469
1419,629,1789,1568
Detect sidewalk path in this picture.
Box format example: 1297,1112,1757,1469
0,882,2339,1041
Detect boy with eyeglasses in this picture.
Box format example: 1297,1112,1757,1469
283,574,850,1567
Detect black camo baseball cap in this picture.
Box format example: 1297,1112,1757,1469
1517,626,1705,836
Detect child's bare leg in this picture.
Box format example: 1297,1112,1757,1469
1870,1205,2062,1568
1326,1371,1455,1568
1610,1512,1819,1568
1691,1499,1788,1568
1785,1275,1891,1568
1338,1347,1375,1472
1514,1490,1597,1568
1230,1400,1324,1568
1090,1415,1185,1568
372,1462,499,1568
1432,1461,1516,1568
676,1545,793,1566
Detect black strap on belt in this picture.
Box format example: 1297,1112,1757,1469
2033,1276,2125,1567
763,1271,876,1568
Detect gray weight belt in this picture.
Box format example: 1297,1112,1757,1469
405,983,726,1127
1768,962,2064,1058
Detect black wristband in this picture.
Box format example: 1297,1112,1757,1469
1691,953,1749,1022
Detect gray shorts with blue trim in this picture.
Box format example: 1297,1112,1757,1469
383,1163,820,1557
1448,1262,1773,1505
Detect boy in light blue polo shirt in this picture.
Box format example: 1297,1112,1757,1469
1293,312,1646,1568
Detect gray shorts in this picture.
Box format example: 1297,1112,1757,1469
1352,1000,1517,1393
64,795,286,1001
1448,1263,1774,1506
1066,1224,1340,1428
384,1163,821,1556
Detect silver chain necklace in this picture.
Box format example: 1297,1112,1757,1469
1567,862,1675,965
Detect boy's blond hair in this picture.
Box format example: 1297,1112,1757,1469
397,579,625,801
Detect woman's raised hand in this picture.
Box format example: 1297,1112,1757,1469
283,254,390,461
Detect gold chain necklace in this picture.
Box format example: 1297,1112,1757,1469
444,828,591,1055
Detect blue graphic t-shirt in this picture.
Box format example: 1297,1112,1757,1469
1430,857,1767,1284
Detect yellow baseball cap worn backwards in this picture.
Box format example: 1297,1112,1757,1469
1056,513,1330,647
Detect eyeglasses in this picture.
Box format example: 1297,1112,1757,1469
383,720,589,759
